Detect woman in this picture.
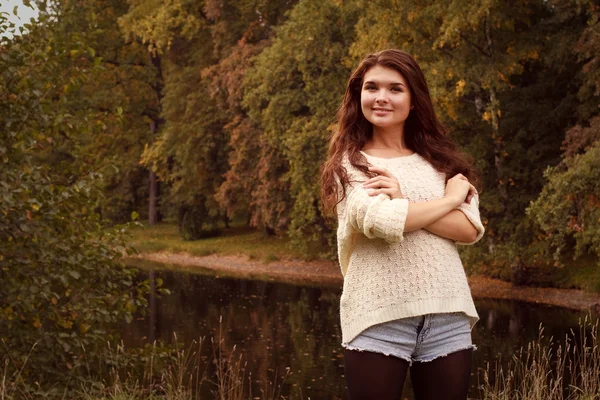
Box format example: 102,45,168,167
320,49,485,400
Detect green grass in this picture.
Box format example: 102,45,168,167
525,255,600,293
565,256,600,293
465,249,600,293
127,222,323,262
128,222,600,292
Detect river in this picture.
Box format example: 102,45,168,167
123,260,595,399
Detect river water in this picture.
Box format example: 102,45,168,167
123,261,595,399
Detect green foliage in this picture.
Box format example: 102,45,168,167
208,0,295,227
45,0,600,281
527,6,600,270
118,0,203,54
145,52,228,237
242,0,358,253
124,0,299,239
0,3,147,390
128,222,309,262
528,134,600,266
71,0,161,224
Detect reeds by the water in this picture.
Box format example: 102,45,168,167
0,317,289,400
479,315,599,400
2,316,598,399
1,338,206,400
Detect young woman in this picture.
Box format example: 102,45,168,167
321,49,485,400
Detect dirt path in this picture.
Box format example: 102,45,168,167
133,252,600,313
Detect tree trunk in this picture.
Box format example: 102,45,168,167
487,88,507,255
147,49,164,225
149,169,158,225
489,87,507,205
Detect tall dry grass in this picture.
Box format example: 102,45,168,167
6,316,597,399
479,315,600,400
1,317,291,400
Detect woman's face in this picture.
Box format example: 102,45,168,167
360,65,412,131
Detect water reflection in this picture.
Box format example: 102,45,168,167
123,262,594,399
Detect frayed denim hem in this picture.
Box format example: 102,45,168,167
341,341,414,366
412,344,477,364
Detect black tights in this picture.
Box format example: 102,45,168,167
344,348,472,400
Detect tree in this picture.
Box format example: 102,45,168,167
119,0,206,228
121,0,296,238
206,0,295,227
0,2,147,389
242,0,358,252
65,0,162,224
528,4,600,269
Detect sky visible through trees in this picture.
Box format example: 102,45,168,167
0,0,39,38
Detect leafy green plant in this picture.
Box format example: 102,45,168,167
0,2,148,392
528,138,600,268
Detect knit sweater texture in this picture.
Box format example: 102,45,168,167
337,151,484,345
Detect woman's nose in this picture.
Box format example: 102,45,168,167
375,93,389,103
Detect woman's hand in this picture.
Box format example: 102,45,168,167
465,183,477,204
362,166,403,199
445,174,477,207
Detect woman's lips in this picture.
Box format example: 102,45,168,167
373,108,392,115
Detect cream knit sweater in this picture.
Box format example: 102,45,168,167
337,152,484,345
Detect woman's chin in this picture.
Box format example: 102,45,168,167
369,119,405,129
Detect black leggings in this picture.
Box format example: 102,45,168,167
344,348,473,400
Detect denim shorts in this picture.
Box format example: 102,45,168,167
343,312,476,366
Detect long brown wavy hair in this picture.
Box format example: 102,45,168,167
320,49,479,216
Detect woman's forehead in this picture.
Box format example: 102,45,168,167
363,65,407,85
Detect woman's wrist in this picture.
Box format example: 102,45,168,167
404,196,459,232
391,191,404,200
442,194,462,209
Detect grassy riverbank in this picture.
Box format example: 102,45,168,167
129,222,315,264
129,222,600,294
3,318,599,399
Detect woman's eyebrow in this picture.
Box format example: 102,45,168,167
363,80,406,87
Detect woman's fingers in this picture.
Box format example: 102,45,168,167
451,173,467,182
366,188,396,197
445,176,472,206
366,184,403,199
367,165,392,177
450,174,476,203
364,167,403,199
465,184,477,204
363,176,392,188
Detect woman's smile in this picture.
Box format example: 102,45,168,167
373,107,392,116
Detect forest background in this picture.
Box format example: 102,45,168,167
1,0,599,395
55,0,600,283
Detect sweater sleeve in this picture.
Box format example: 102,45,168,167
344,183,409,243
455,193,485,245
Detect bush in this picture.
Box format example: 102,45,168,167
0,5,148,390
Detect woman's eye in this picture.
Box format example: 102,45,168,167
392,87,402,92
365,85,376,90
